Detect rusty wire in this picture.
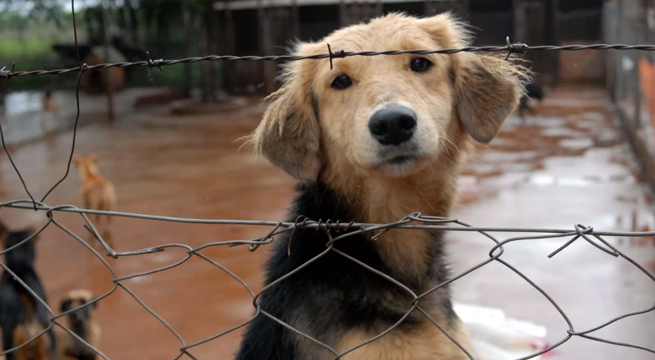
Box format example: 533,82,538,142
4,43,655,79
0,0,654,359
0,199,654,359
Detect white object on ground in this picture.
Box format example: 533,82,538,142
453,303,558,360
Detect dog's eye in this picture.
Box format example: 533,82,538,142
331,75,352,90
410,57,433,73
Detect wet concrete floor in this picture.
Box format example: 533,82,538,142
0,85,653,359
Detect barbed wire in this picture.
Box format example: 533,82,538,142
3,43,655,78
3,39,655,210
0,0,654,359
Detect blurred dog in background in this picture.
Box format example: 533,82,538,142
73,153,116,249
518,80,546,119
0,221,57,360
58,289,101,360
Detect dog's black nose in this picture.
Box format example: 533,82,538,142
368,105,417,146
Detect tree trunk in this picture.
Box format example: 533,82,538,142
101,4,115,122
207,2,217,100
183,2,193,98
259,1,275,94
125,0,140,44
225,1,235,94
199,2,216,103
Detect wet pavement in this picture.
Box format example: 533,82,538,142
1,89,166,145
0,85,653,359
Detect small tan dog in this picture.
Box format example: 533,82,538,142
57,290,101,360
72,153,116,248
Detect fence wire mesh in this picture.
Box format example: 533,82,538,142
0,1,655,359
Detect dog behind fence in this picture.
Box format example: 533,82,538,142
0,1,654,359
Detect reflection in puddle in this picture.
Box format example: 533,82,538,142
3,91,44,116
559,138,594,150
541,127,584,137
452,87,655,360
458,87,655,237
527,175,596,187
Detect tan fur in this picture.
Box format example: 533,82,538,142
294,307,473,360
13,294,51,360
336,318,472,360
13,323,51,360
249,12,526,357
72,154,116,249
65,290,94,303
0,222,8,249
57,289,101,360
57,322,101,360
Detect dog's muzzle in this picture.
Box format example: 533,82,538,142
368,105,417,146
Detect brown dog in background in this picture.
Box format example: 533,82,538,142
72,154,116,248
57,289,101,360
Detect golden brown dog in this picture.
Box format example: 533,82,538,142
57,290,101,360
237,12,526,360
72,154,116,249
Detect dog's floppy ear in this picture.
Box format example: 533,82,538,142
60,298,73,312
419,13,524,144
249,46,321,182
419,12,471,51
454,54,525,144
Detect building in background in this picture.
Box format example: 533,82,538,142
213,0,605,95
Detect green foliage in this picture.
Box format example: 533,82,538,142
0,0,69,29
0,0,222,91
0,38,52,58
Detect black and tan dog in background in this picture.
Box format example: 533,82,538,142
0,222,58,360
236,12,526,360
57,290,101,360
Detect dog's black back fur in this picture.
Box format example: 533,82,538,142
0,229,57,360
524,81,545,101
235,182,454,360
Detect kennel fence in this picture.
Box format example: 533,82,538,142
0,1,655,359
